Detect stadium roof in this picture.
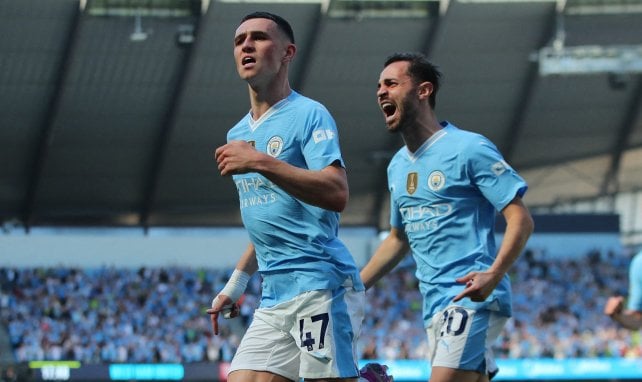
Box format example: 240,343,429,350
1,0,642,231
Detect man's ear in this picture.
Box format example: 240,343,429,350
283,43,296,63
418,81,433,100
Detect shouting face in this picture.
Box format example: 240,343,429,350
376,60,418,133
233,17,293,86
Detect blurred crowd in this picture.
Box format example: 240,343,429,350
360,248,641,360
1,248,640,364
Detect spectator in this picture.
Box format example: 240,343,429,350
2,249,641,364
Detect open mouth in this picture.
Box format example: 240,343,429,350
381,102,396,118
241,56,255,65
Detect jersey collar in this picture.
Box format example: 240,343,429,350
405,123,449,162
248,92,295,132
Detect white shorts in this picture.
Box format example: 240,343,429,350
426,305,507,376
229,285,365,380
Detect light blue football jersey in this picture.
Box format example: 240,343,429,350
388,122,528,324
227,91,364,308
627,251,642,311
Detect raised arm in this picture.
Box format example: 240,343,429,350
454,196,534,302
215,140,348,212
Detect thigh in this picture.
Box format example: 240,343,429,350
229,309,300,381
293,287,365,380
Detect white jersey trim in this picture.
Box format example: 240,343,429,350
248,95,291,132
405,127,448,163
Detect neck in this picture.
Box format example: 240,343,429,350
248,73,292,120
402,111,442,153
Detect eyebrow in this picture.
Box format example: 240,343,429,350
377,78,405,87
234,30,270,44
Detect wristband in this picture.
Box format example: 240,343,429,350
219,269,250,303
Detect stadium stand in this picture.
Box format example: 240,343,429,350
1,248,641,365
0,326,12,363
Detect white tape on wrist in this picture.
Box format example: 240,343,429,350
219,269,250,303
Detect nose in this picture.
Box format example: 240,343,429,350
237,36,254,52
377,85,387,99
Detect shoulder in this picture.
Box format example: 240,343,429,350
443,123,497,158
290,93,336,133
446,123,491,145
290,91,329,113
276,92,331,126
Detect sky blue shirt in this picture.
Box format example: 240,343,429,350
388,122,528,325
628,250,642,311
227,91,364,308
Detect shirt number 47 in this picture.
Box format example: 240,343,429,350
299,313,329,351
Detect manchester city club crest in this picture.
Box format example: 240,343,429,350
406,172,418,194
428,171,445,191
267,136,284,157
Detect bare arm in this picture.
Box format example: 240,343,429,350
605,296,642,330
234,242,259,276
454,196,534,302
360,227,410,290
215,140,348,212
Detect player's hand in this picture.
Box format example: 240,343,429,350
206,295,240,335
214,140,260,176
453,271,501,302
604,296,624,317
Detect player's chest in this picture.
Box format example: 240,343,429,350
234,127,302,163
390,159,471,202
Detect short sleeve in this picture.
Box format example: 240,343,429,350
301,105,345,171
467,137,528,212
